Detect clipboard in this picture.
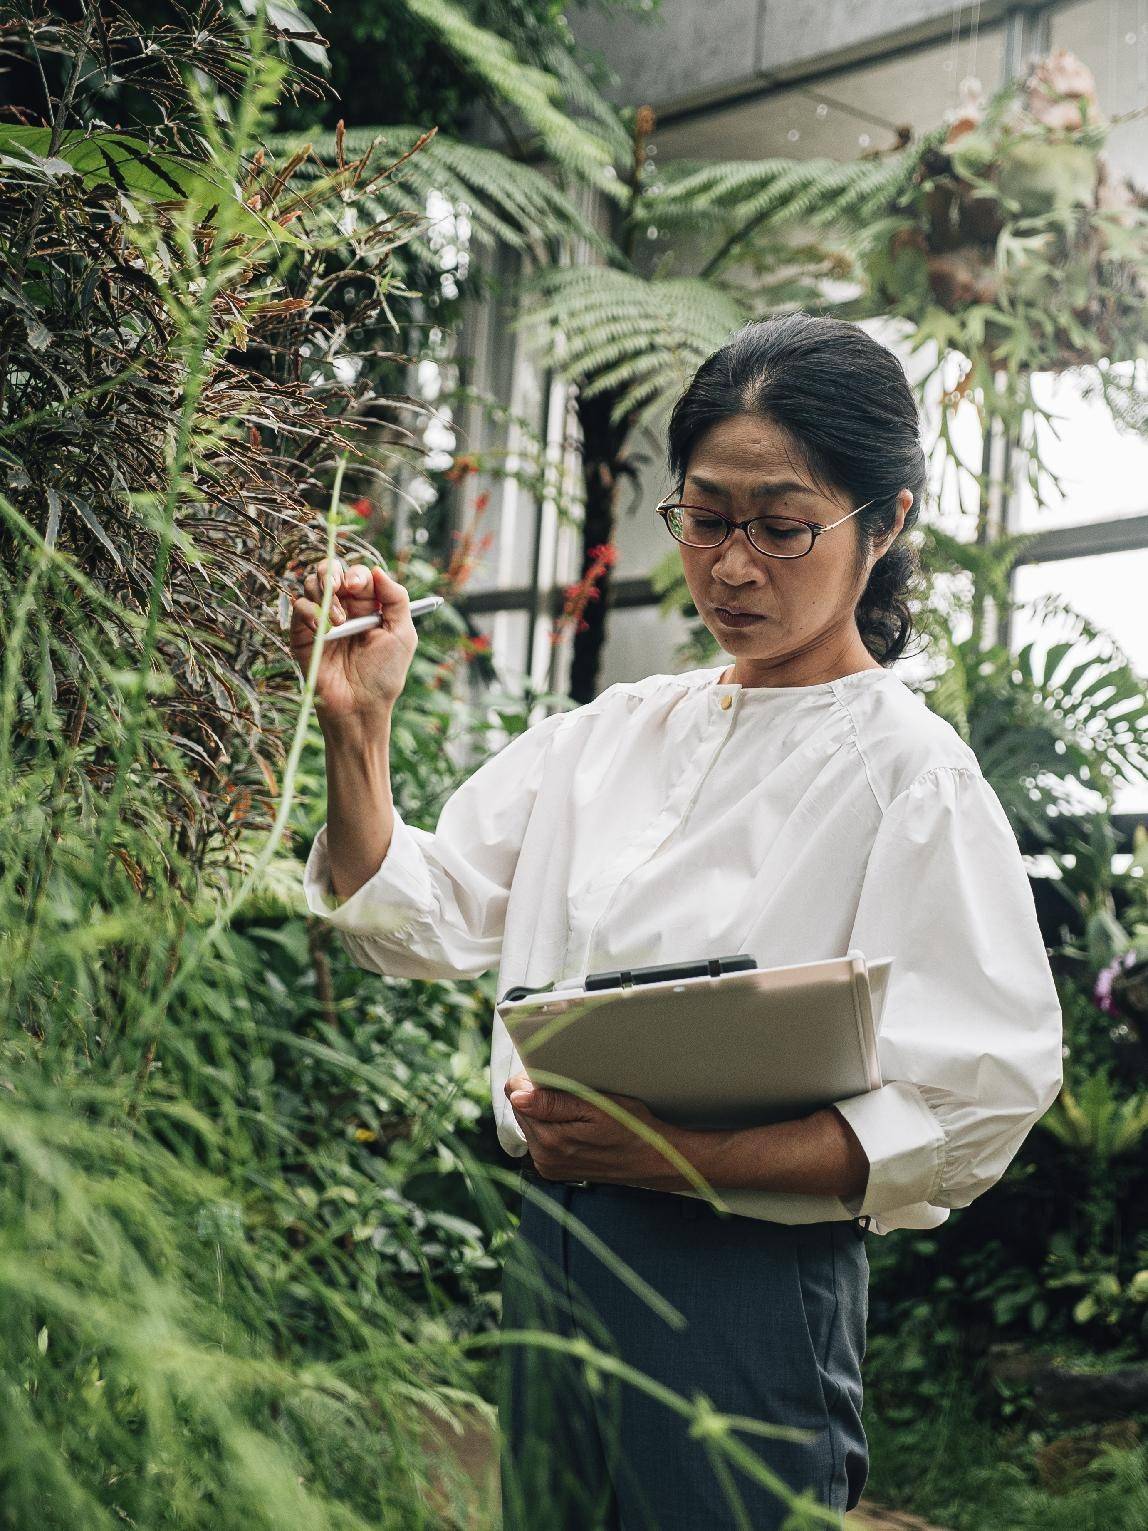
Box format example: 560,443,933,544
497,950,892,1130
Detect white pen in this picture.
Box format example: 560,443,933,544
319,593,445,641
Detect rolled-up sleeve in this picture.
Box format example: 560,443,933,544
302,709,567,981
831,766,1063,1219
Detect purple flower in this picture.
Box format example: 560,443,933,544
1094,950,1138,1017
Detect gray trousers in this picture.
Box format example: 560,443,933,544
498,1166,869,1530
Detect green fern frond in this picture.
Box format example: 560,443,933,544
641,150,914,232
538,41,632,166
265,126,610,261
1013,599,1148,788
1040,1076,1148,1161
399,0,624,197
521,267,750,425
923,602,1148,840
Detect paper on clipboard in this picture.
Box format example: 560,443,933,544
497,950,892,1130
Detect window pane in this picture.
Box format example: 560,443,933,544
1052,0,1148,186
1015,367,1148,531
1013,549,1148,672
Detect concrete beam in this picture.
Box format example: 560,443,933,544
570,0,1058,119
1014,514,1148,564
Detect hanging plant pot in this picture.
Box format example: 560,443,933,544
867,50,1148,375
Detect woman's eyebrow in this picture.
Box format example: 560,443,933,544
686,474,815,499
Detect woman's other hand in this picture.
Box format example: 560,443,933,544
504,1072,688,1189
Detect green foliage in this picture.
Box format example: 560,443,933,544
864,1355,1148,1531
1039,1073,1148,1164
525,266,752,424
916,619,1148,842
0,6,422,874
643,142,930,253
0,9,520,1524
0,123,294,244
398,0,621,195
868,81,1148,378
273,123,609,267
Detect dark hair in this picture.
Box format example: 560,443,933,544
666,313,926,665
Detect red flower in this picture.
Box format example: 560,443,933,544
444,454,479,484
350,496,372,518
553,541,618,645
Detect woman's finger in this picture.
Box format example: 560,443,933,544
292,594,345,630
304,562,376,616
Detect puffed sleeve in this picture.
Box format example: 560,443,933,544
831,765,1063,1219
302,708,568,981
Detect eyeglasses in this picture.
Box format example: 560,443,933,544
656,495,879,560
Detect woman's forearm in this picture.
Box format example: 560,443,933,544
321,714,396,902
663,1108,870,1203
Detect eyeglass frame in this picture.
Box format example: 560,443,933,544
656,494,881,560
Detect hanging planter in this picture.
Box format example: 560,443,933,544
868,50,1148,378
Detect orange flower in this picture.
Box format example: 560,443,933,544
444,493,494,589
553,541,618,645
444,454,479,484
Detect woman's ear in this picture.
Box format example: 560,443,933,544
875,489,913,556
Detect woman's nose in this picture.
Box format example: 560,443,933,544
712,533,768,581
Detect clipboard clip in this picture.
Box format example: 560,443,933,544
500,954,757,1006
585,953,757,992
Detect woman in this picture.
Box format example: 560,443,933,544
293,315,1064,1529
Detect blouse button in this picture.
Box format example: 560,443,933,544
719,695,733,710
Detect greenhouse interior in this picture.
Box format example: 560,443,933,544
2,0,1147,1528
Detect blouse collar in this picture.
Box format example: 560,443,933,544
683,664,894,700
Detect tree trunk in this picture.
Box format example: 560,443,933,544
569,393,630,703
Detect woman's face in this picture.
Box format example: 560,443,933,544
674,413,908,683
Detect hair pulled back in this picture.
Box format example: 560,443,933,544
666,313,927,665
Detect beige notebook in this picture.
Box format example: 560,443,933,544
497,950,891,1130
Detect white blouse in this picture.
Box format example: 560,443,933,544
303,663,1064,1236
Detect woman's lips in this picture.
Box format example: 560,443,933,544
714,607,764,627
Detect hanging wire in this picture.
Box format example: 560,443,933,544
967,0,982,87
1107,0,1120,111
948,0,965,102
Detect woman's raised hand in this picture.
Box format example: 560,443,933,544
290,558,417,725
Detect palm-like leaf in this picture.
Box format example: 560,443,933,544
635,139,942,287
1039,1073,1148,1161
642,149,921,234
920,615,1148,842
522,267,752,425
398,0,623,196
537,39,633,168
272,125,609,262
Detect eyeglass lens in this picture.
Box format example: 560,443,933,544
664,506,815,558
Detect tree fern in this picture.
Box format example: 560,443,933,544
398,0,624,196
521,267,751,425
536,39,633,167
268,125,609,262
1039,1073,1148,1162
641,145,925,233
